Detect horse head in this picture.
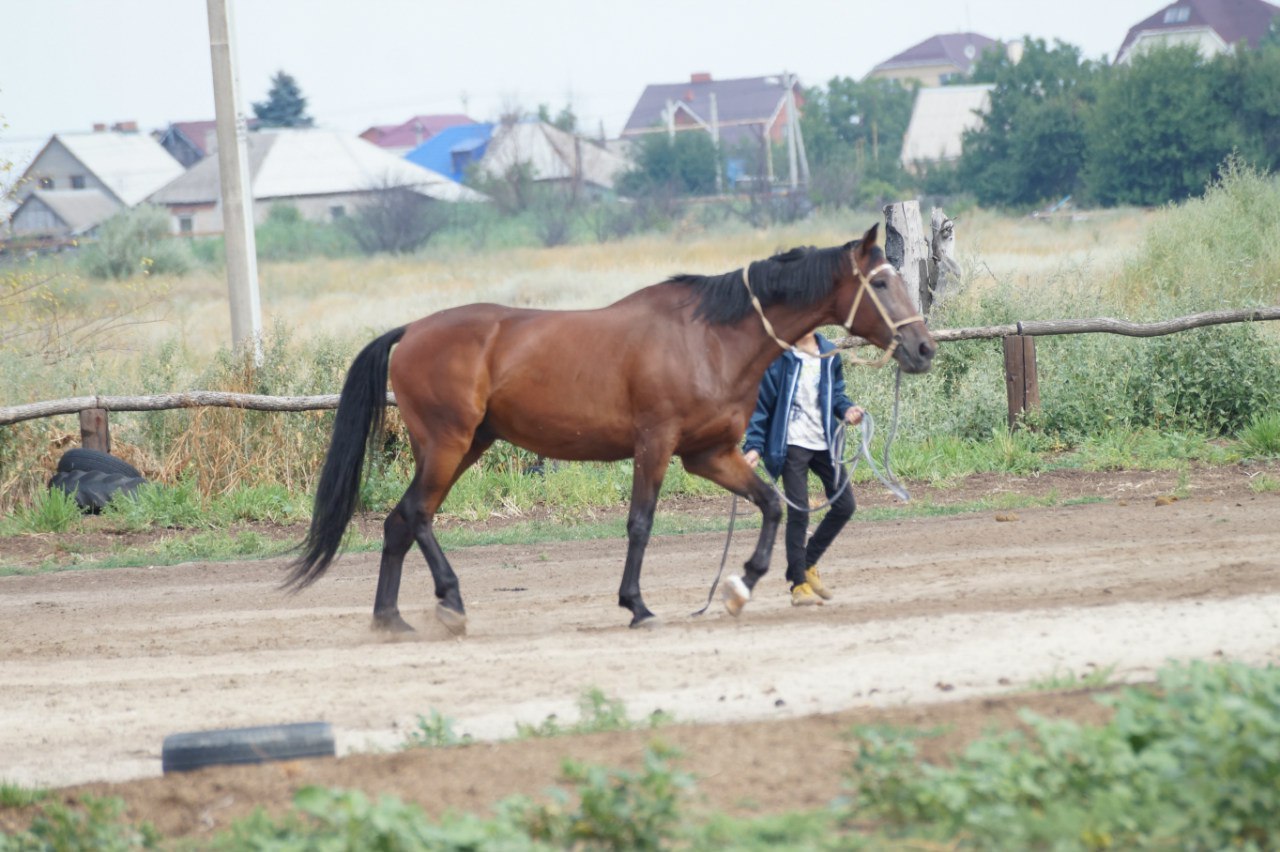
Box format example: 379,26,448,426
840,224,937,374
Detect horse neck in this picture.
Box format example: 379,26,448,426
734,294,840,378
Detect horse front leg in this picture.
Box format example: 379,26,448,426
681,446,783,615
619,444,671,628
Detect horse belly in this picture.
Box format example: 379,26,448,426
485,379,636,462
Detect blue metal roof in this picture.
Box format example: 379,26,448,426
404,123,494,183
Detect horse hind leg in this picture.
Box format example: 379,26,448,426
372,490,420,633
412,433,494,636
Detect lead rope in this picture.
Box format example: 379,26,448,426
692,365,909,616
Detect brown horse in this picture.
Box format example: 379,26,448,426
285,224,935,632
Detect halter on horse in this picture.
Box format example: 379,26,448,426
285,224,936,632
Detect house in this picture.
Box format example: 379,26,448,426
359,114,476,157
403,123,495,183
866,33,1001,86
5,128,184,239
1115,0,1280,63
8,189,120,240
477,121,631,192
405,121,631,193
899,84,994,171
154,119,259,168
145,128,483,236
621,72,803,149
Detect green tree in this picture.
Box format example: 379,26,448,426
1214,36,1280,173
959,39,1099,207
617,131,718,197
537,102,578,133
1083,46,1239,205
252,70,314,128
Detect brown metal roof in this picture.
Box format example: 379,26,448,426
1115,0,1280,61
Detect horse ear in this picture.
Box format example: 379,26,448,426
855,223,879,258
863,223,879,247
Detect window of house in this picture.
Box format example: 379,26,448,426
178,216,194,235
38,177,54,189
329,205,345,219
451,150,471,175
1164,6,1190,23
70,175,86,189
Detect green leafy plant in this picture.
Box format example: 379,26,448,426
0,795,159,850
5,486,83,534
511,744,693,851
1027,663,1116,692
402,710,473,749
1241,410,1280,456
516,688,672,739
845,660,1280,849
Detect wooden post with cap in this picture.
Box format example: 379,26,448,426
1003,329,1040,429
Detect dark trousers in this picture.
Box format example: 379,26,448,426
781,444,856,587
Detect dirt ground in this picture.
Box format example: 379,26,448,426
2,462,1279,841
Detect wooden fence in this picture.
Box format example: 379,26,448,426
2,306,1278,450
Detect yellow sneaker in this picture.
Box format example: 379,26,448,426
791,582,824,607
805,566,833,601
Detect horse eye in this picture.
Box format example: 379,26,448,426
872,276,888,289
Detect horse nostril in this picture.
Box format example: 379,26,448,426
920,340,937,360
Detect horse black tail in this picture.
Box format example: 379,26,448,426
284,326,407,590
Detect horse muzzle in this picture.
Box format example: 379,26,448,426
892,325,938,374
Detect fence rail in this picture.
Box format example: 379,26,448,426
2,306,1278,428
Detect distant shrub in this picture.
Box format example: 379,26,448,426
80,204,192,279
256,203,355,261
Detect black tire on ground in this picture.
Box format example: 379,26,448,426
48,469,146,513
56,448,143,479
161,722,336,774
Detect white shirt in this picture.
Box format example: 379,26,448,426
787,350,827,450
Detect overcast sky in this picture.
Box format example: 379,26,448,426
2,0,1165,151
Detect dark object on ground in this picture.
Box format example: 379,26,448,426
161,722,336,773
48,449,147,512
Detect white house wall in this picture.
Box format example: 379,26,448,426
19,140,120,203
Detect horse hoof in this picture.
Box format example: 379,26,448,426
722,575,751,617
629,614,661,630
372,612,416,633
435,602,467,636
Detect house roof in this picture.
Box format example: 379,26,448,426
361,114,476,149
870,32,1000,75
479,122,632,189
622,73,797,136
404,123,495,182
165,121,219,156
34,132,185,206
146,129,485,205
1115,0,1280,60
899,84,994,166
15,189,120,235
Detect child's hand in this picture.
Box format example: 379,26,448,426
845,406,865,426
743,449,761,467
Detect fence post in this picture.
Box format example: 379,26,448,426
79,408,111,453
883,200,929,317
1003,335,1040,429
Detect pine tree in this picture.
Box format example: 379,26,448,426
252,70,314,128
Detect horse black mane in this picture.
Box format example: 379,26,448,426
668,241,857,325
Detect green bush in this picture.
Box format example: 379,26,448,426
256,203,356,261
847,660,1280,849
79,205,193,280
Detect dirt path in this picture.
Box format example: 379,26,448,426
1,464,1278,839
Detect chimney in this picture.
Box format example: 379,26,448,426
112,120,139,133
691,72,712,84
93,123,107,132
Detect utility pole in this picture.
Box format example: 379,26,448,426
709,92,722,193
207,0,261,357
784,72,799,190
664,100,676,140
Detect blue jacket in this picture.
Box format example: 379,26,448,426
743,334,855,479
